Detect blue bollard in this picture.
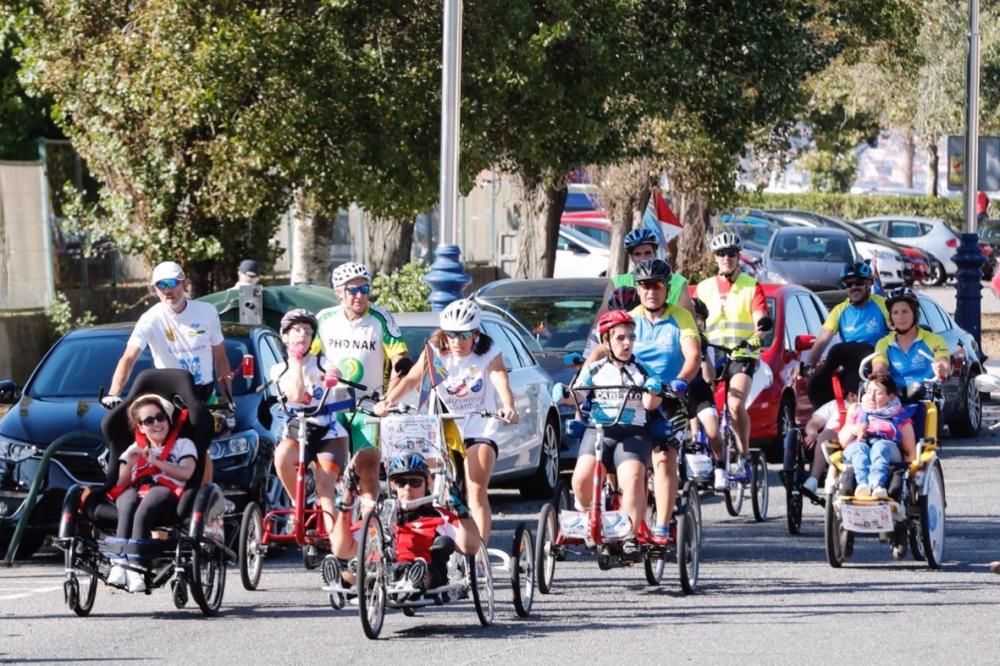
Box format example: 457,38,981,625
425,244,471,312
954,232,985,347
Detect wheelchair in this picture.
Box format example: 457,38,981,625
823,358,946,569
55,369,233,616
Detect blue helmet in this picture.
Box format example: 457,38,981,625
387,452,430,479
840,261,873,284
624,228,659,252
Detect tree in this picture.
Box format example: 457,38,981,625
0,13,62,160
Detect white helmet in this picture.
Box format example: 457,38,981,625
440,299,481,332
709,231,742,253
331,262,371,287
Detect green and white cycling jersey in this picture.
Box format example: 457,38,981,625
315,304,408,399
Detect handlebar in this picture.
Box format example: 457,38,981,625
279,376,366,418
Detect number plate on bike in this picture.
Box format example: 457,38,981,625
840,501,893,533
559,510,589,539
380,415,446,466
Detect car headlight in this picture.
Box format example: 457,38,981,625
209,431,257,460
0,437,37,463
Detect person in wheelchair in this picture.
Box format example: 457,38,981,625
386,453,480,599
837,371,916,499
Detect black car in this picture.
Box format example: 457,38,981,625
0,322,286,558
815,291,986,437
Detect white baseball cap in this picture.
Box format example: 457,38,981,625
151,261,185,284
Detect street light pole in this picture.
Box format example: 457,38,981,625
955,0,984,345
425,0,471,311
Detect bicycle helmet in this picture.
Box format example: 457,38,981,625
691,297,709,320
885,286,919,312
331,261,371,287
387,452,430,479
597,309,634,337
624,228,659,252
632,258,672,282
840,261,873,283
607,286,639,311
279,308,318,336
709,231,742,253
439,298,481,332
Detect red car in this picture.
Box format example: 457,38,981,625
561,211,611,246
898,245,930,285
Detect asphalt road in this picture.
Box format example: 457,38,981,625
2,407,999,665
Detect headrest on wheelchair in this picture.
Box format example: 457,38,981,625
807,341,873,408
100,369,214,490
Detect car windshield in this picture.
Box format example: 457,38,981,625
771,234,852,263
28,334,257,399
483,296,601,351
397,326,437,357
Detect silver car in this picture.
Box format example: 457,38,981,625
392,312,562,498
855,216,959,285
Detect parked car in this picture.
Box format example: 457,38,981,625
391,312,561,498
855,216,962,285
768,209,909,287
555,226,610,278
816,291,986,437
0,323,285,558
561,211,611,246
758,227,860,291
565,183,600,212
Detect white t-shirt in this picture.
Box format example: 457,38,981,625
269,356,347,439
432,346,502,440
119,437,198,488
573,358,652,427
127,300,224,387
815,399,846,431
316,305,408,399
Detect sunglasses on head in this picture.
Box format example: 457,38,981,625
138,412,168,427
391,476,425,489
843,278,868,288
445,330,475,340
344,284,371,296
154,278,181,290
637,279,665,290
714,249,739,258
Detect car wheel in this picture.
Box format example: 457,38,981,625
948,370,983,438
518,417,560,499
923,259,946,286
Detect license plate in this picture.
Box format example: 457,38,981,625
840,502,894,533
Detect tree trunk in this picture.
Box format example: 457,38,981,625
674,190,713,280
513,177,567,279
926,136,939,197
310,213,334,285
606,185,646,278
366,216,415,277
290,192,314,285
903,128,915,190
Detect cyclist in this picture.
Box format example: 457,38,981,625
561,309,662,559
104,261,233,410
696,232,769,473
804,261,890,369
316,262,412,509
374,299,518,543
269,309,352,559
609,228,695,312
689,297,726,491
871,287,951,389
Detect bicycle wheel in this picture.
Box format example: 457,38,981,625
677,506,699,595
534,503,558,594
824,496,844,568
64,571,97,617
470,544,495,626
190,543,227,617
511,523,534,618
723,435,744,516
643,501,665,586
689,482,703,547
357,510,387,640
751,451,769,522
919,460,946,569
239,502,264,590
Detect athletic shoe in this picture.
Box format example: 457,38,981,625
107,562,127,587
713,468,727,491
854,484,871,498
406,558,429,589
651,524,675,547
803,477,819,494
622,538,640,561
125,569,146,593
871,486,888,499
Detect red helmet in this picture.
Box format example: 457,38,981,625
597,309,634,337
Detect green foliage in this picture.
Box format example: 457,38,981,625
45,291,96,337
737,191,964,229
799,150,860,193
370,261,430,314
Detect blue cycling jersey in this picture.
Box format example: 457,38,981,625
873,329,950,388
629,304,699,382
823,296,890,346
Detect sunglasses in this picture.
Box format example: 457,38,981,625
714,249,739,258
637,279,665,290
344,284,371,296
391,476,425,489
445,330,475,340
137,412,168,427
154,278,181,290
613,333,637,342
843,279,868,288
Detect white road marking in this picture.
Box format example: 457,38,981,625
0,585,62,601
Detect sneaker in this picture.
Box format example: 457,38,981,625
622,538,640,561
651,525,675,547
803,477,819,494
107,562,127,587
713,467,727,491
125,569,146,594
855,484,871,498
871,486,888,499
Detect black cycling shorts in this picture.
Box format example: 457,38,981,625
723,357,758,381
685,380,716,416
578,425,652,471
283,418,348,469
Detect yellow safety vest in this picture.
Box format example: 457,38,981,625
696,273,757,348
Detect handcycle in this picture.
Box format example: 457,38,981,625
823,355,947,569
55,369,233,616
535,382,700,595
236,376,363,592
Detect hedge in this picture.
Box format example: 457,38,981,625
735,192,964,229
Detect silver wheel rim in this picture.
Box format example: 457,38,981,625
519,530,534,605
968,377,982,431
247,510,262,581
543,424,559,489
925,464,946,563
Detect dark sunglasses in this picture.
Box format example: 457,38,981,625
137,412,168,427
154,278,181,290
637,279,665,290
344,284,371,296
391,476,425,489
714,249,739,258
843,279,868,288
445,330,475,340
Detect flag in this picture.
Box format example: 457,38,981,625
869,257,886,296
642,187,683,254
416,343,449,413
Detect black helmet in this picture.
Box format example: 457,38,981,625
607,286,640,311
632,258,672,283
885,287,919,314
691,297,709,320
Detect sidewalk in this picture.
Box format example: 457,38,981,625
917,284,1000,316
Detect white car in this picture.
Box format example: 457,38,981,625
856,216,958,285
555,226,609,278
391,312,562,498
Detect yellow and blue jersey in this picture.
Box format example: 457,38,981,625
628,304,699,382
823,295,890,347
873,328,950,388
